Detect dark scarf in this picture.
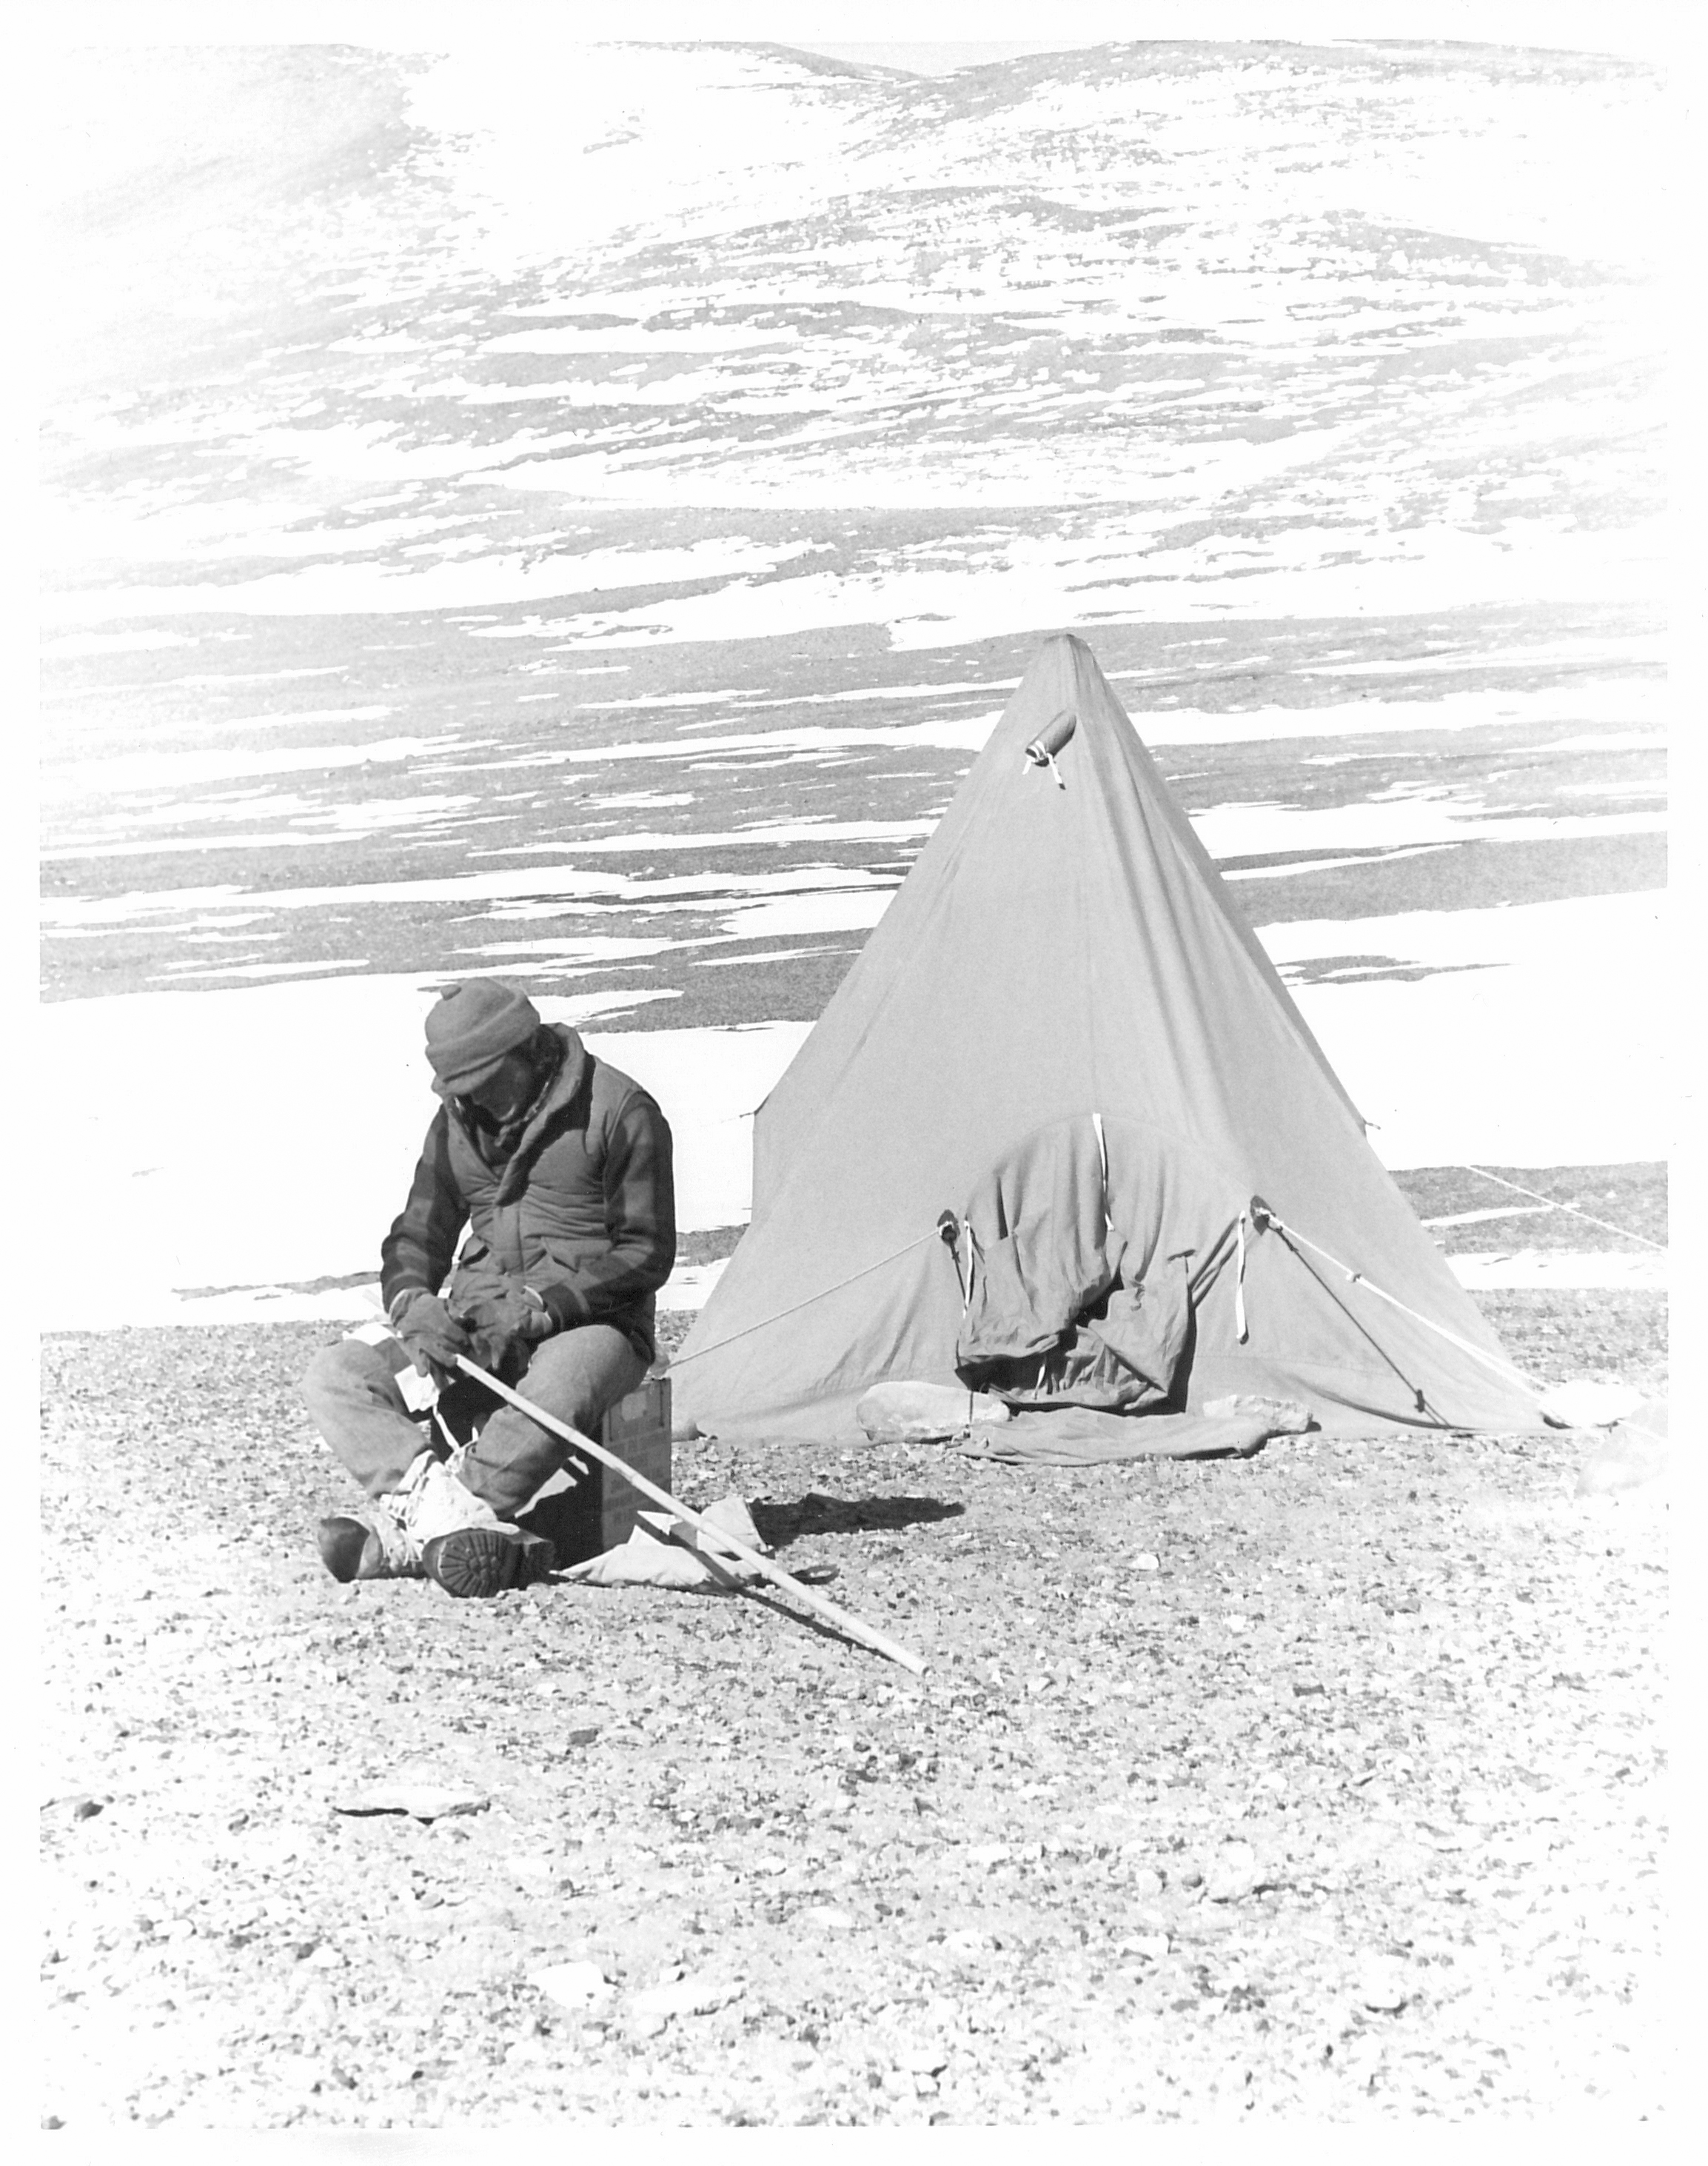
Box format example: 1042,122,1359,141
461,1029,564,1170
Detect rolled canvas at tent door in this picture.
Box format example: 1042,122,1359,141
674,633,1541,1441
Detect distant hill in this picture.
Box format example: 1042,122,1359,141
41,37,1661,611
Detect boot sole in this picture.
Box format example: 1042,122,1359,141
423,1528,529,1599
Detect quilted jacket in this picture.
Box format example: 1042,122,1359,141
380,1023,675,1363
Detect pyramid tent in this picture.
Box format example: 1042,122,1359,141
673,633,1541,1441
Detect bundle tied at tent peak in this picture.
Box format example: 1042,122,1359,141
672,632,1542,1443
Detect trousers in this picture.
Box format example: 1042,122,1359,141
301,1324,649,1520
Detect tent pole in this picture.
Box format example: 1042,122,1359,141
453,1356,928,1675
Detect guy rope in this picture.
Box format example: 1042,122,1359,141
666,1229,941,1368
1246,1195,1545,1405
1458,1165,1665,1251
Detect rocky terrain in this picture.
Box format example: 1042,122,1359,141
40,1282,1666,2128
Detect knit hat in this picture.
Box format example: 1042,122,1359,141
423,980,542,1097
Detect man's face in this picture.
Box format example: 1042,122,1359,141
463,1049,535,1120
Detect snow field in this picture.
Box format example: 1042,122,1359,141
41,885,1666,1329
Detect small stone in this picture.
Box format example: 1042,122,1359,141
1358,1958,1411,2012
332,1763,489,1822
1203,1394,1313,1434
628,1973,740,2019
295,1985,338,2030
1205,1841,1259,1903
41,1794,105,1826
967,1842,1011,1867
855,1380,1012,1444
1128,1868,1164,1899
901,2043,949,2076
307,1943,345,1971
1538,1380,1643,1429
1133,1552,1161,1571
1122,1932,1171,1962
1577,1418,1669,1496
531,1960,613,2010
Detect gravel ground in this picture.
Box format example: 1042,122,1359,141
40,1295,1667,2129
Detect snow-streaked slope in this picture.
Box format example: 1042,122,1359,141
36,43,1667,1331
42,39,1661,643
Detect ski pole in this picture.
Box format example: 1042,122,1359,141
455,1354,928,1676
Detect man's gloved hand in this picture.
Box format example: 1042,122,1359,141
388,1289,472,1385
448,1276,555,1375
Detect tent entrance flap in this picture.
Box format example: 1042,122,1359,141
953,1117,1193,1414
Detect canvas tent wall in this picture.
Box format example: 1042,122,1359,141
673,633,1541,1441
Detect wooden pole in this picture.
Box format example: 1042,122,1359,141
456,1355,928,1676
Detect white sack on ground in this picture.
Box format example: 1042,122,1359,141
562,1494,768,1591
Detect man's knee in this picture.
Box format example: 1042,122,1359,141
304,1337,355,1403
301,1336,396,1418
519,1326,646,1432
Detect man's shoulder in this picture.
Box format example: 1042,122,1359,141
586,1054,666,1120
537,1026,667,1132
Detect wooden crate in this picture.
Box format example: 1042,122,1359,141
516,1372,672,1565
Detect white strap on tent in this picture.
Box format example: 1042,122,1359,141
1234,1214,1248,1343
1253,1201,1545,1404
1092,1112,1110,1234
1022,746,1067,788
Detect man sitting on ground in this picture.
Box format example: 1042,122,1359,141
301,978,676,1597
